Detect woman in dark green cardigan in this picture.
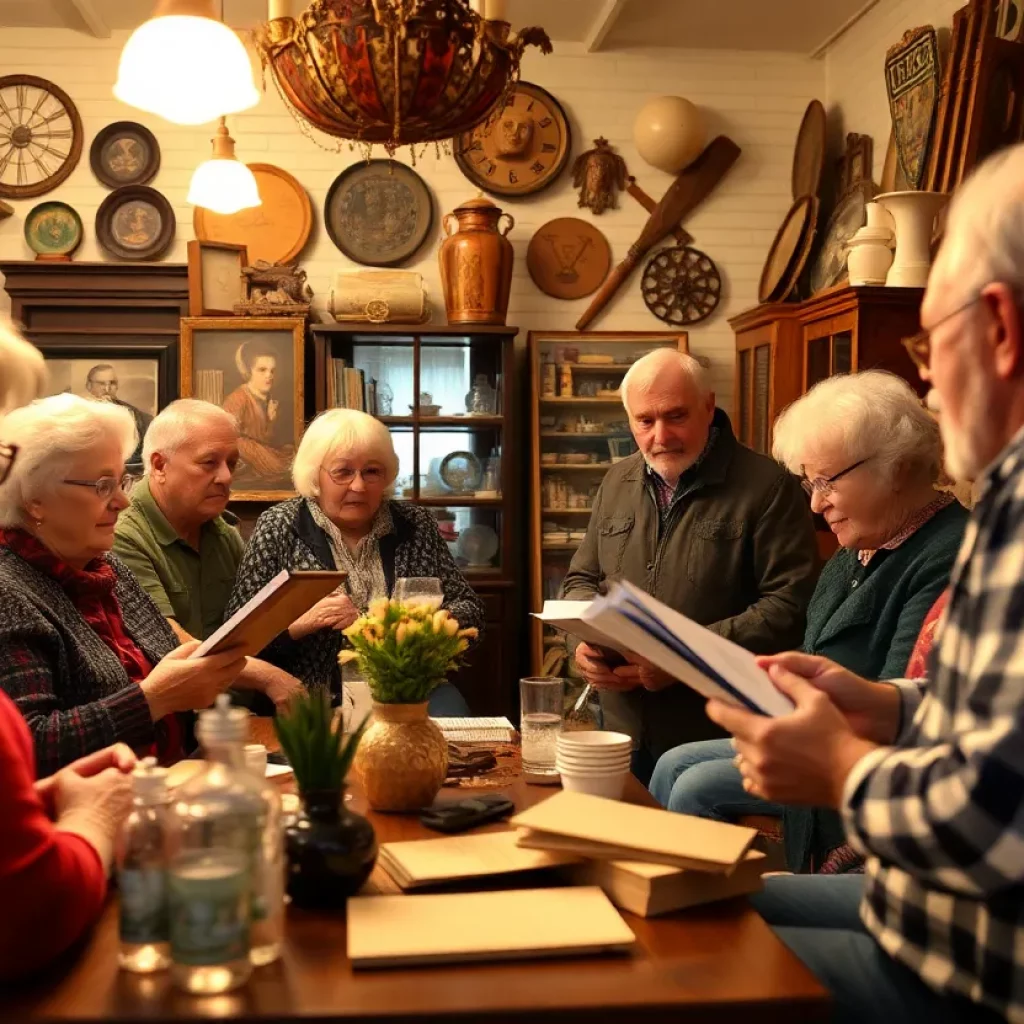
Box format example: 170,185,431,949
649,371,967,872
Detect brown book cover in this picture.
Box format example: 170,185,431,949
347,886,636,968
511,791,756,874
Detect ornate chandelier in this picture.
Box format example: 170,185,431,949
254,0,552,155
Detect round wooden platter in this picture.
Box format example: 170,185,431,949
194,162,312,266
776,195,819,302
759,195,817,303
527,217,611,300
792,99,826,200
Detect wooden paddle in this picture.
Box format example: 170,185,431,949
576,135,741,331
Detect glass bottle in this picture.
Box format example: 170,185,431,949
118,757,171,973
465,373,497,415
167,696,262,994
243,745,285,968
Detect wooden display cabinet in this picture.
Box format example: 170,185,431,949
730,284,925,455
527,330,688,676
310,323,520,717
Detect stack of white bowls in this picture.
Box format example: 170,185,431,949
556,731,632,800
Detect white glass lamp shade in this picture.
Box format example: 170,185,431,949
115,6,259,125
188,157,261,215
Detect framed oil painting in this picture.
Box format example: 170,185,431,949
36,338,177,475
180,317,305,501
187,240,248,316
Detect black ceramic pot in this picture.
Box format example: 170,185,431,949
285,787,377,909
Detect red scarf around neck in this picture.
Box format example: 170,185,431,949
0,528,183,763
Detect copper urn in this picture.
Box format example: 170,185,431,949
438,196,515,325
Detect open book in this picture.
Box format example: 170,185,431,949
191,569,346,659
534,583,794,717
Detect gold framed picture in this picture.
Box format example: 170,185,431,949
187,239,248,317
180,316,305,501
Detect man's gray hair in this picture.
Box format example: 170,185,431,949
620,349,710,416
772,370,941,485
0,317,46,417
142,399,237,470
0,393,137,526
292,408,399,500
936,143,1024,298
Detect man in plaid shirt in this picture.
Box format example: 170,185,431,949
707,146,1024,1022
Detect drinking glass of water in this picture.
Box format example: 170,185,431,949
520,676,565,784
394,577,443,611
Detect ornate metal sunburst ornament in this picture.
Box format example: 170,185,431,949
254,0,552,157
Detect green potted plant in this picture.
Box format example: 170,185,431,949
339,598,477,811
273,687,376,908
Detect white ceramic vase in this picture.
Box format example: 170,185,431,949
846,202,895,286
874,191,948,288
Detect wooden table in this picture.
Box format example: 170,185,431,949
2,722,828,1024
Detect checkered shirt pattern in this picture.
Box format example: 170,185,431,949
841,425,1024,1021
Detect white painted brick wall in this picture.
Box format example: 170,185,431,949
0,29,825,411
825,0,964,182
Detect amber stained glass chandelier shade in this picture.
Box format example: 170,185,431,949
254,0,552,155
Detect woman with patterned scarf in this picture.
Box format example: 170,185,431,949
226,408,485,713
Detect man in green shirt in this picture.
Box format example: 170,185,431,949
114,399,304,710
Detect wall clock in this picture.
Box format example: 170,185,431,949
454,82,571,198
0,75,83,200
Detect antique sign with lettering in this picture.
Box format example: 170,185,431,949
885,26,940,190
454,82,571,198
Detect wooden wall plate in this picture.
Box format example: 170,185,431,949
96,185,175,261
527,218,611,299
90,121,160,189
792,99,826,199
759,196,815,303
194,163,312,266
777,196,819,302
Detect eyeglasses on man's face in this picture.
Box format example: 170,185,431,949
902,293,984,373
0,443,19,486
800,457,871,499
324,465,387,486
63,472,134,501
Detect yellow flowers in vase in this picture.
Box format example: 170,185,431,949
339,597,478,705
341,598,477,812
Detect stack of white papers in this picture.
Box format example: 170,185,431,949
534,582,794,717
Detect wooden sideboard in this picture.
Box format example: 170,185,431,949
729,284,925,456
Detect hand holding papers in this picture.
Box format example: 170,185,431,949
536,583,794,717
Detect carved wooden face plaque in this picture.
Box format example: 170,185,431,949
454,82,571,197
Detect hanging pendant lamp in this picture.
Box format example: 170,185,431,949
115,0,259,126
187,118,261,215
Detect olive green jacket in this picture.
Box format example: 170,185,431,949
561,410,818,762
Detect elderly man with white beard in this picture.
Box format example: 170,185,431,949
706,147,1024,1023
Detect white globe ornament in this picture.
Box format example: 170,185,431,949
633,96,707,174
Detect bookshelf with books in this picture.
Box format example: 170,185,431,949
311,323,520,716
528,331,689,676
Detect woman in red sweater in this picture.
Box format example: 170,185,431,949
0,317,135,978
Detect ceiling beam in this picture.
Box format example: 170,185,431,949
584,0,630,53
64,0,112,38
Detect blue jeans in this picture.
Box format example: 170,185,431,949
427,683,470,716
649,737,783,820
752,876,1003,1024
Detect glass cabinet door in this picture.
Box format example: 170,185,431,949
753,344,771,455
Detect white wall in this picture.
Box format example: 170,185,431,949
824,0,964,183
0,28,824,411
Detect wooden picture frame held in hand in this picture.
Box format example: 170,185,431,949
187,240,248,316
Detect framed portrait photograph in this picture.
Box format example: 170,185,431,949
35,338,177,475
187,240,248,316
180,317,305,501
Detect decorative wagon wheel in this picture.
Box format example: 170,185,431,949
0,75,83,200
641,245,722,326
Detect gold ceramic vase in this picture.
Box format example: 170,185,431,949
354,701,448,812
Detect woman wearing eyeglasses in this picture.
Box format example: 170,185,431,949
650,371,967,874
0,393,247,779
225,408,484,714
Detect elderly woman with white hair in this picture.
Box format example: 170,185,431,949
0,393,247,778
226,408,485,713
649,370,967,873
